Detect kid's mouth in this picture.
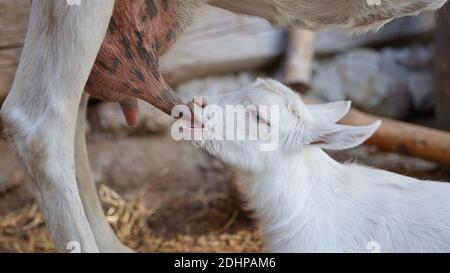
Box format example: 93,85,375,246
186,100,207,129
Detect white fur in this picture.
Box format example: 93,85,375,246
210,0,447,32
193,79,450,253
0,0,116,252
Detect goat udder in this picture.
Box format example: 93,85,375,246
85,0,186,116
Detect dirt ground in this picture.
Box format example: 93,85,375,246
1,127,449,252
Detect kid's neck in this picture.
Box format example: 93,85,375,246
234,147,344,246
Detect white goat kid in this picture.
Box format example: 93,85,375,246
191,79,450,253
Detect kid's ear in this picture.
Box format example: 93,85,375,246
304,120,381,150
306,101,351,124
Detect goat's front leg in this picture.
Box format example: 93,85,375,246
0,0,115,252
75,93,133,253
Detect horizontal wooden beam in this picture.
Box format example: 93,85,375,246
0,0,30,49
0,48,21,99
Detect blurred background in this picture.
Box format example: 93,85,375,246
0,1,449,252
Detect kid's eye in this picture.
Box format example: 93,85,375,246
255,112,270,126
256,113,261,122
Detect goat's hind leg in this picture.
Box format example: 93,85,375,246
0,0,115,252
75,94,133,253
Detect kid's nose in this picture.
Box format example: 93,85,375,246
192,97,207,108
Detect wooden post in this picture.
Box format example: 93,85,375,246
282,28,315,93
434,2,450,131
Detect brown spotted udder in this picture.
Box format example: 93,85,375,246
86,0,186,122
